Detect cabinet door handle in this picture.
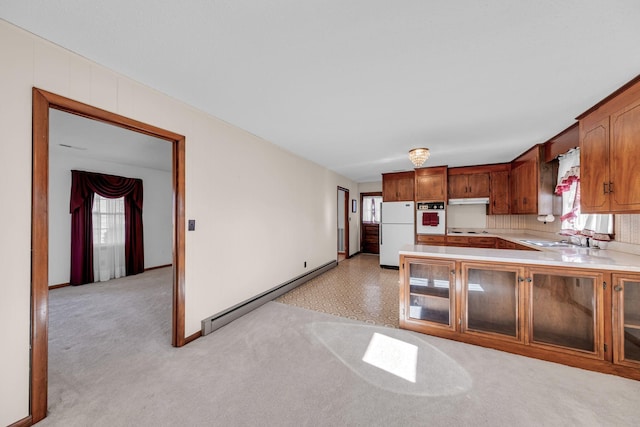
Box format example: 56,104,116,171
518,277,524,282
525,277,532,283
450,270,455,276
603,182,608,194
609,182,614,193
614,285,623,292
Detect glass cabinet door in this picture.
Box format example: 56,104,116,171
462,264,523,341
405,259,456,329
529,268,603,357
613,275,640,367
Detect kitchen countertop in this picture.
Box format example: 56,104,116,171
400,232,640,273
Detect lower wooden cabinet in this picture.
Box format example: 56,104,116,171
416,234,446,245
461,263,524,342
468,236,496,248
400,255,638,380
406,259,456,330
528,267,604,359
613,273,640,368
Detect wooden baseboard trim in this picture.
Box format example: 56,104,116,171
49,282,69,290
8,415,32,427
183,330,201,345
145,264,172,272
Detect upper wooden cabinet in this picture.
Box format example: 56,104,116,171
490,170,510,214
579,77,640,213
415,166,447,201
510,145,558,215
447,172,490,199
446,164,511,214
382,171,415,202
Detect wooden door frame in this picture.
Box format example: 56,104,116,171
31,88,186,423
338,186,349,259
360,192,382,252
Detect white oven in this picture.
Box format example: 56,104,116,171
416,201,446,235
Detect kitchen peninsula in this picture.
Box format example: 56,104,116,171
399,236,640,380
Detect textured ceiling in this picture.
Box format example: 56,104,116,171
49,109,172,172
2,0,640,182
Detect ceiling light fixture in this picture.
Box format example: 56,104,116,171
408,148,430,168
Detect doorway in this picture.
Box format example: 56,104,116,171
337,187,349,261
360,192,382,254
30,88,186,423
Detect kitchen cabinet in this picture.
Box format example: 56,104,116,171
489,170,510,214
446,236,495,248
461,263,524,342
402,258,456,330
528,266,604,358
445,235,470,247
467,236,496,248
382,171,414,202
510,145,558,215
447,164,510,213
579,78,640,213
399,253,635,378
416,235,445,245
495,238,538,251
612,273,640,368
447,172,490,199
415,166,447,201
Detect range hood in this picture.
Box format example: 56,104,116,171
448,197,490,205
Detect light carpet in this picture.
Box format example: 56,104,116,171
41,267,640,426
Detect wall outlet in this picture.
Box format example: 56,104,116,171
188,219,196,231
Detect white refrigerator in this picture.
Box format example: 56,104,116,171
380,201,415,268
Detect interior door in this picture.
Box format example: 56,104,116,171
361,193,382,254
338,187,349,260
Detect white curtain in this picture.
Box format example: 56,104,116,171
92,194,126,282
555,148,612,240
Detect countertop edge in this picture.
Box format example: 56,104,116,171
399,242,640,273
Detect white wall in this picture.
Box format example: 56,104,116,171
358,181,382,193
48,151,173,286
0,20,359,425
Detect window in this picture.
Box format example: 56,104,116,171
92,194,126,281
556,148,612,243
93,195,125,245
362,196,382,223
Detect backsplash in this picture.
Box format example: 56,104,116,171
486,214,640,245
615,215,640,245
447,204,487,229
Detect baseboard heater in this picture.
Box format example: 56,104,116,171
201,260,337,336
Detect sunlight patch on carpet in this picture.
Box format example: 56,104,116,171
308,321,472,396
362,333,417,383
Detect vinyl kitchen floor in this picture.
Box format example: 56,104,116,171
276,253,400,328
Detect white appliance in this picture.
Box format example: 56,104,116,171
416,201,446,235
380,201,415,268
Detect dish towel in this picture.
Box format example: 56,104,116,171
422,212,439,226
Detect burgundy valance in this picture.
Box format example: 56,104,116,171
70,170,143,212
70,170,144,285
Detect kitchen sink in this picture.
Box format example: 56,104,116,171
520,239,579,248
